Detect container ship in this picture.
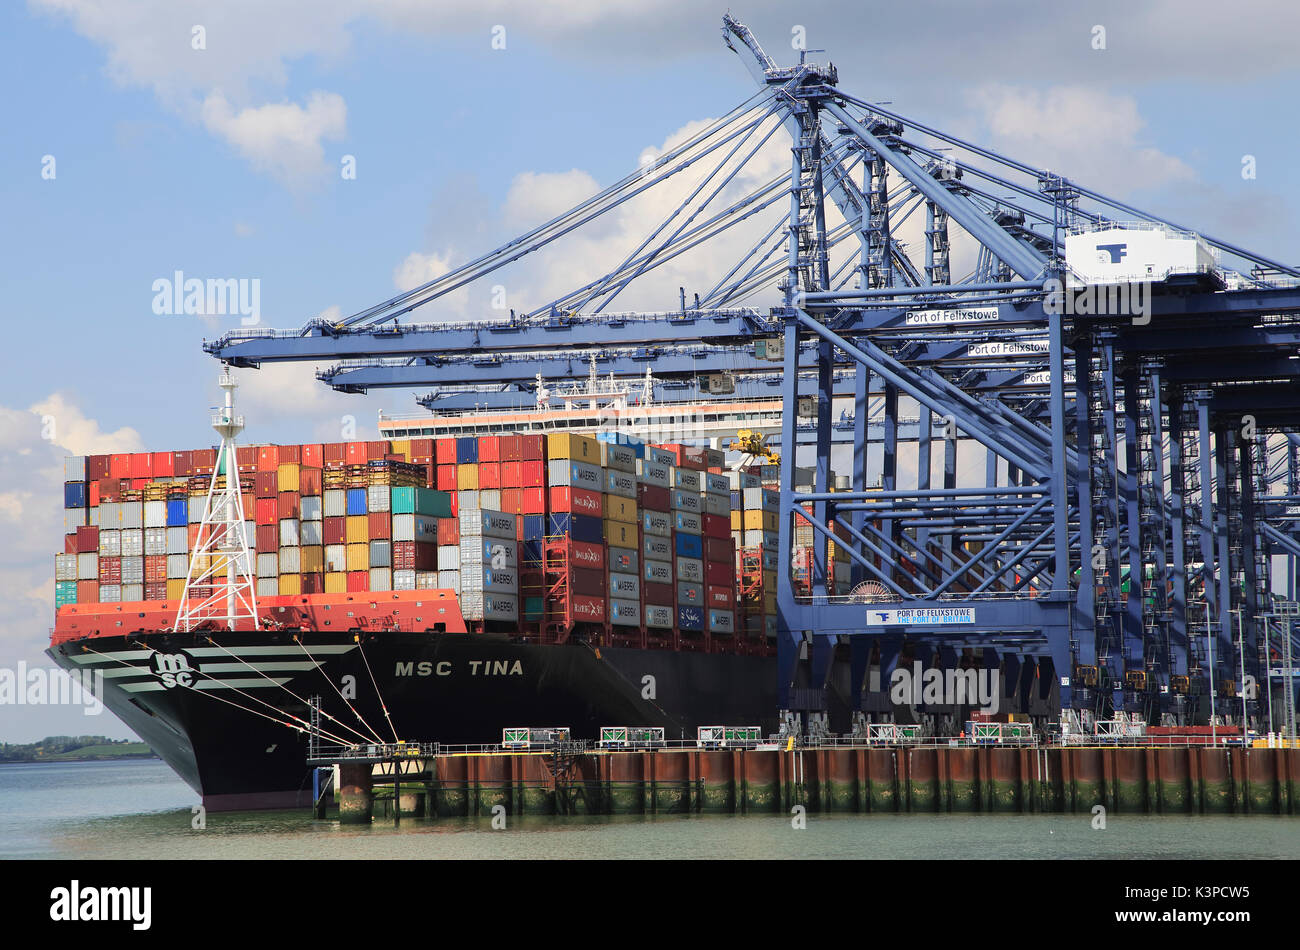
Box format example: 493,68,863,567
47,376,854,810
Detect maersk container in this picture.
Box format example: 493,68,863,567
703,472,729,495
438,569,461,594
645,604,674,629
647,446,676,468
460,537,518,568
605,470,636,499
636,459,671,488
708,610,735,634
98,530,121,557
643,559,672,584
609,572,640,599
300,520,324,546
64,481,88,509
703,494,730,517
676,581,703,605
608,545,639,574
676,556,704,583
601,443,637,473
677,605,704,631
120,502,143,529
345,488,368,516
461,509,517,540
671,490,701,514
672,468,701,492
120,557,143,585
300,496,323,522
547,458,604,492
610,598,640,626
674,532,703,559
675,511,702,535
642,510,671,538
460,567,518,592
369,567,392,592
461,591,517,622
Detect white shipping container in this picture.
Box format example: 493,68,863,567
55,554,77,581
243,521,256,550
367,485,391,513
120,557,144,585
610,598,641,626
300,496,323,521
608,571,640,599
478,490,501,511
645,604,675,628
369,540,392,568
416,571,440,590
391,513,415,543
120,529,143,557
369,568,392,592
170,554,192,579
279,546,301,574
437,570,461,594
674,511,701,534
165,526,188,554
642,510,671,538
460,508,517,540
459,538,517,568
98,529,121,557
99,502,121,528
188,496,205,523
256,553,278,579
458,490,480,511
438,545,461,571
64,456,86,481
460,591,517,622
300,520,324,546
393,569,416,591
323,490,347,518
257,578,279,598
279,518,300,547
143,527,167,555
676,556,704,583
63,509,85,533
143,500,167,528
671,490,701,514
119,502,143,529
703,493,730,517
88,507,99,527
77,553,98,580
324,545,346,573
121,584,143,603
743,529,778,551
636,459,671,488
99,584,121,603
671,468,701,491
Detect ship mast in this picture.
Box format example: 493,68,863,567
175,370,259,632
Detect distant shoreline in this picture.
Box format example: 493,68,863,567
0,753,159,764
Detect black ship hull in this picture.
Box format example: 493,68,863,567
48,631,778,810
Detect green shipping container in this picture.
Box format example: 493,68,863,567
524,596,544,619
55,581,78,608
391,486,453,518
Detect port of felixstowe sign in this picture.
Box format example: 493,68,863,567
866,607,976,626
904,306,999,326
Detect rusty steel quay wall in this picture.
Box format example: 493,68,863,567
334,746,1300,822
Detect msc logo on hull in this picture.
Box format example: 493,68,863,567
150,652,199,689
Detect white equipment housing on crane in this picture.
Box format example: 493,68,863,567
1064,222,1218,287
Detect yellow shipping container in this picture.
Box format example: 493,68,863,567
325,572,347,593
346,515,368,544
457,465,479,491
277,462,300,492
300,545,324,573
390,439,411,461
346,543,369,572
603,495,638,525
762,570,777,590
278,574,302,596
743,509,780,531
828,542,850,563
190,554,210,573
166,578,185,601
547,432,599,462
604,518,637,548
731,510,741,530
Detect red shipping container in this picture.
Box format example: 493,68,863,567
520,435,545,460
638,484,670,510
366,441,389,461
128,453,152,479
707,585,734,609
76,525,99,553
570,567,606,598
500,489,522,515
448,491,458,517
189,524,203,548
131,479,151,490
87,455,110,480
278,493,300,520
521,460,545,487
64,534,77,555
256,445,279,472
499,436,522,461
145,556,167,584
521,488,545,514
561,594,606,624
320,517,343,546
152,451,175,476
109,454,131,478
301,444,323,468
702,513,729,539
436,465,457,492
256,497,278,525
300,467,323,496
549,486,603,517
705,560,732,586
478,462,501,490
323,442,347,466
644,581,674,606
302,573,324,594
567,540,605,571
345,441,367,465
347,571,369,592
256,524,279,551
77,580,99,604
280,444,302,464
477,436,500,463
435,439,457,465
88,481,100,507
705,536,732,563
235,446,256,467
368,511,391,539
99,557,122,584
409,438,433,461
144,582,167,602
255,471,277,497
192,448,216,468
499,461,522,489
171,451,193,477
437,518,459,546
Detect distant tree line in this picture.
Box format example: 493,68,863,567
0,736,154,762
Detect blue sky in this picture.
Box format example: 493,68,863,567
2,0,1298,740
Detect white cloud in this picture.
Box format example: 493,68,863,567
201,91,346,186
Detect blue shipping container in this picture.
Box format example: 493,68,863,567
346,488,368,516
522,539,543,564
166,498,188,527
63,481,87,509
523,514,547,541
677,605,704,631
456,437,478,464
674,532,703,559
547,513,603,544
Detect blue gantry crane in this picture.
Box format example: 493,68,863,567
205,15,1300,737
